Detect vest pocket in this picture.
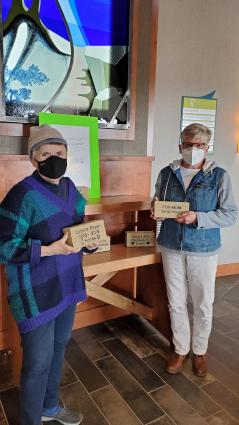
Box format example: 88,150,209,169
195,183,215,211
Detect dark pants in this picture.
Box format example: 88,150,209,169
20,304,76,425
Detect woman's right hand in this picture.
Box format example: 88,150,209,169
41,233,80,257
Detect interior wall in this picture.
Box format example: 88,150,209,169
152,0,239,265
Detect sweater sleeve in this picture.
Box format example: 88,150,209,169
0,186,41,265
197,171,238,229
75,188,86,222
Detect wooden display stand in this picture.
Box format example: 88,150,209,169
0,155,171,384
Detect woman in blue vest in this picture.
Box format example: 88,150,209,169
153,123,238,377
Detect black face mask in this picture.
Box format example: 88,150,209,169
36,156,67,179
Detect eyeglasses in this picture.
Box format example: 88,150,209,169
182,142,207,149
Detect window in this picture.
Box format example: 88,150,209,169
1,0,137,138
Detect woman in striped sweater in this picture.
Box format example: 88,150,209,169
0,125,89,425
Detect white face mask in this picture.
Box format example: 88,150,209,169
182,147,205,166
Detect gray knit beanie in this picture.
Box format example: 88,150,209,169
28,124,67,158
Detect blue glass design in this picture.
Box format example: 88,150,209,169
39,0,70,42
2,0,130,46
24,0,34,8
2,0,12,22
2,0,130,121
74,0,130,46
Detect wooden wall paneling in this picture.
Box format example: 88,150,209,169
0,267,22,383
0,122,33,137
85,197,151,215
216,263,239,276
86,211,137,245
138,210,157,233
0,155,154,201
99,269,135,298
0,156,34,201
100,156,154,196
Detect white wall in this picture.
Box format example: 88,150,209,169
152,0,239,264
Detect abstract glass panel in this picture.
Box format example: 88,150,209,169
1,0,130,127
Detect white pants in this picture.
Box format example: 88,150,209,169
161,248,218,355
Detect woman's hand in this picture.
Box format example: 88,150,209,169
41,233,80,257
175,211,197,225
85,243,98,251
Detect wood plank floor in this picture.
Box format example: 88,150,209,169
1,274,239,425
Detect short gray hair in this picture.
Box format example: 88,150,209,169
181,123,212,144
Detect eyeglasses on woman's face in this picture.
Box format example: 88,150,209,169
182,142,207,149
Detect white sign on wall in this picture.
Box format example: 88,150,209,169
181,95,217,152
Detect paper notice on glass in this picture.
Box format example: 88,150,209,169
52,124,91,188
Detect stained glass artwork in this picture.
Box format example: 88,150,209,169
1,0,130,126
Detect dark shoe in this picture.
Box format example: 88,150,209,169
166,352,189,374
193,353,208,377
42,407,83,424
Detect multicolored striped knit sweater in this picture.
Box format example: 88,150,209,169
0,172,87,334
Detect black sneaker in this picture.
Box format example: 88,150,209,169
42,407,83,424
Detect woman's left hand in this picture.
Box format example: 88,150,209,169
175,211,197,225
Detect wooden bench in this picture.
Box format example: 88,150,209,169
79,242,172,346
83,244,162,321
